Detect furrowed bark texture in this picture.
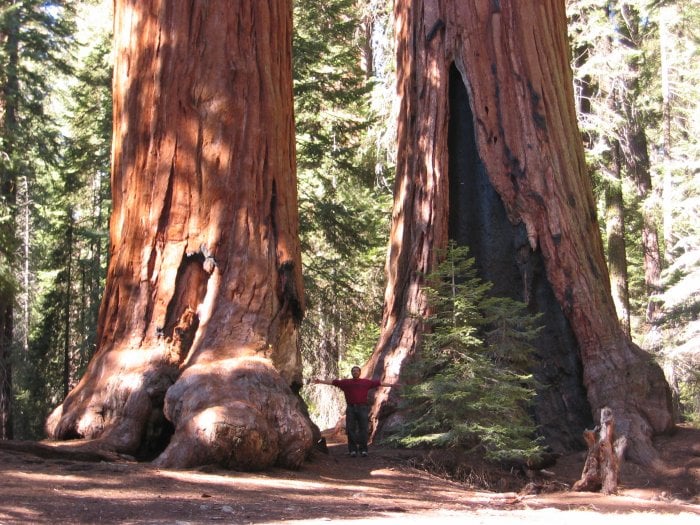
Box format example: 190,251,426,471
46,0,313,470
367,0,673,465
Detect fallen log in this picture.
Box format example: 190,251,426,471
573,407,627,494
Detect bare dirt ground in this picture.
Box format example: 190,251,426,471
1,425,698,525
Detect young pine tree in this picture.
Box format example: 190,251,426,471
392,243,543,462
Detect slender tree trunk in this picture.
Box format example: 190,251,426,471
659,5,674,258
21,175,30,353
619,109,663,325
46,0,313,470
63,209,74,397
0,0,20,440
605,143,631,337
0,306,12,439
366,0,672,465
360,13,374,78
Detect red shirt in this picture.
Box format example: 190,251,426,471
332,378,382,405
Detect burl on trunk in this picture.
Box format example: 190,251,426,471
46,0,314,470
366,0,673,465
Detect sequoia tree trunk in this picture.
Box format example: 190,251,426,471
46,0,314,470
366,0,673,465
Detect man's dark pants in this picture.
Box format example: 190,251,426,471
345,404,370,453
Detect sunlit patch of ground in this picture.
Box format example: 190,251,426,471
0,425,698,524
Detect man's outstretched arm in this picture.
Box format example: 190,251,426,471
312,378,335,385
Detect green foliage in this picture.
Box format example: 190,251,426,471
387,243,543,462
1,0,80,438
294,0,391,379
1,0,75,294
293,0,394,429
10,2,112,439
678,368,700,427
0,1,76,167
654,1,700,421
14,270,68,438
656,240,700,424
340,323,380,376
569,0,700,423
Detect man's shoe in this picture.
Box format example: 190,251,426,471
360,451,368,457
349,451,357,457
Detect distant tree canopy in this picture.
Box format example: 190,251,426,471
568,0,700,422
293,0,393,428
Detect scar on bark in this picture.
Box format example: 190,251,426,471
159,247,213,363
278,261,303,324
138,249,215,460
269,180,303,324
426,19,444,42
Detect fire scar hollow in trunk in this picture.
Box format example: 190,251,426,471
45,0,314,470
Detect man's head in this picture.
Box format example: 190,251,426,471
351,366,361,378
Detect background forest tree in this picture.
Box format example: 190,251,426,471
1,0,78,439
0,0,697,464
0,0,111,440
293,0,394,429
568,0,700,422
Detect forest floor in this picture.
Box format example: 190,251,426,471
1,425,699,525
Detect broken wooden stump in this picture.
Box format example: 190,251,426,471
572,406,628,494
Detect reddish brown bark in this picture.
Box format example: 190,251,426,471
45,0,313,470
366,0,673,465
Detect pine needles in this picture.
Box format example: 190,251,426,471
387,242,544,462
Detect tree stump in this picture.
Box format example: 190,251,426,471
573,407,628,494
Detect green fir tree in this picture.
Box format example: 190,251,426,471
1,0,77,439
389,243,543,462
12,2,111,439
293,0,392,427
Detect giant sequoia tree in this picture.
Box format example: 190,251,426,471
46,0,314,470
366,0,673,465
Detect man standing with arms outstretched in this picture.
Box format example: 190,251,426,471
313,366,399,457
